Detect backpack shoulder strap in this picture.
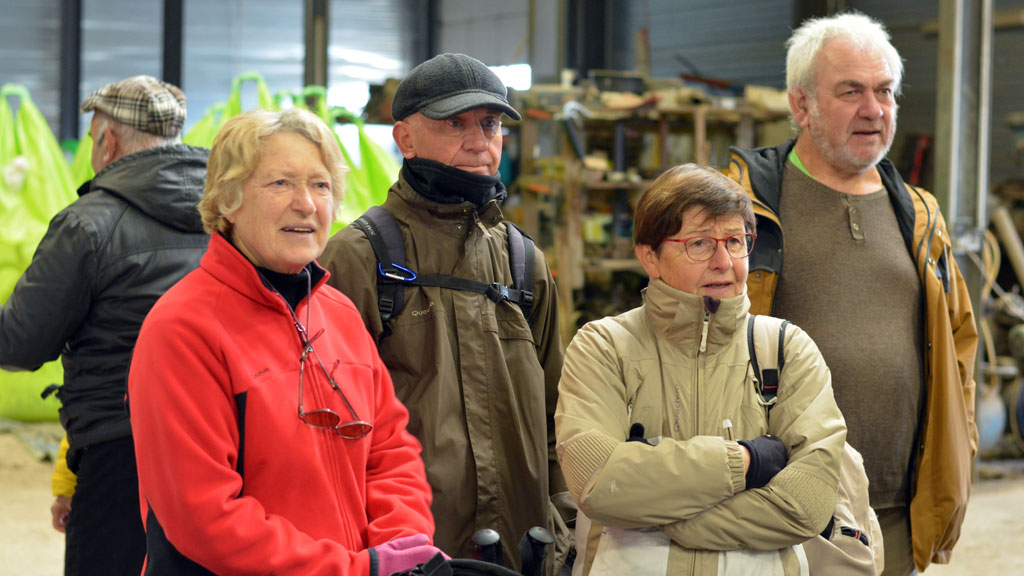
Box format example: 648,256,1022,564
746,314,789,408
353,208,538,338
503,221,535,321
352,205,410,335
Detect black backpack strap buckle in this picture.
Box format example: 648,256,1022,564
485,282,510,303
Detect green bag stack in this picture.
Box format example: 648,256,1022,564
0,84,76,422
273,85,397,231
330,105,398,230
182,72,277,148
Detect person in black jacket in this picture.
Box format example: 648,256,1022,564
0,75,210,576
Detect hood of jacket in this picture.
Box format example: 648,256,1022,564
90,144,209,233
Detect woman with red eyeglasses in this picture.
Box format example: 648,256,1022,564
554,164,850,576
128,108,442,575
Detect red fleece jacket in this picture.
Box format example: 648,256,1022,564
129,233,434,574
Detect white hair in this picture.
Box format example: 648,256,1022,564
786,11,904,98
94,110,180,155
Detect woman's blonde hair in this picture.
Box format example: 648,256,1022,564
198,107,348,235
633,164,755,251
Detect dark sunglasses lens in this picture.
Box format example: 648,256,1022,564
336,421,373,439
301,409,342,429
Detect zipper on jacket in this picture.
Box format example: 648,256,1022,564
472,211,492,238
694,309,711,435
699,310,710,354
722,418,734,441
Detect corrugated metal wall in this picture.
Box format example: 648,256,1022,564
327,0,412,112
439,0,529,66
5,0,1022,186
987,0,1024,188
437,0,562,81
627,0,795,88
852,0,1024,192
845,0,940,186
5,0,416,139
0,0,62,133
181,0,303,136
621,0,1024,189
80,0,164,136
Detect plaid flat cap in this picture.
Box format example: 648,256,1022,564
81,75,187,137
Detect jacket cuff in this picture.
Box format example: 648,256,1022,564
557,431,619,501
368,546,378,576
725,441,746,493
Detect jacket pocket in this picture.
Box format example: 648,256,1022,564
493,300,536,344
802,532,878,576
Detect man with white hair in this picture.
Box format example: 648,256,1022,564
728,12,978,575
0,75,209,575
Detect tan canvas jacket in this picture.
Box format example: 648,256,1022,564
556,279,846,575
729,142,979,571
320,175,571,573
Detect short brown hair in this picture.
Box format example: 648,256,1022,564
198,108,348,235
633,164,755,250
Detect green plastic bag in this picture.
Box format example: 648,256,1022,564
297,89,397,231
1,84,75,222
329,106,397,230
288,86,371,230
0,83,73,422
182,72,277,148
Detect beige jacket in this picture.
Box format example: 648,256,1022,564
556,280,846,575
320,176,571,573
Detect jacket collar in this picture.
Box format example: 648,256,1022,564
733,139,917,260
642,278,749,352
388,173,505,234
201,233,329,311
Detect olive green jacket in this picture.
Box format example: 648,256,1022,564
728,141,979,571
320,175,571,573
556,279,846,575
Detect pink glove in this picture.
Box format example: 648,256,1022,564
370,533,448,576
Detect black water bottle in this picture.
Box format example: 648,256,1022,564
518,526,555,576
472,528,503,566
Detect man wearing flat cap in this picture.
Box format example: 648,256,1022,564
0,75,209,575
321,54,574,574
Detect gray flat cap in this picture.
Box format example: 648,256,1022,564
391,53,521,122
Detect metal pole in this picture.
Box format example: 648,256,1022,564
977,0,993,230
935,0,964,220
163,0,184,87
304,0,329,89
59,0,82,141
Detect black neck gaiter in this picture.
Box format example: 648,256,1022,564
402,157,507,208
257,266,311,311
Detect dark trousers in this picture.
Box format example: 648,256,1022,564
64,437,146,576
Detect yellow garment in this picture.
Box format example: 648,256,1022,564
51,435,77,497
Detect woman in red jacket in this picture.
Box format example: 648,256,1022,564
129,108,441,575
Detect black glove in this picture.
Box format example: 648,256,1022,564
738,435,788,489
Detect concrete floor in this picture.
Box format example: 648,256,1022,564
1,426,1022,575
